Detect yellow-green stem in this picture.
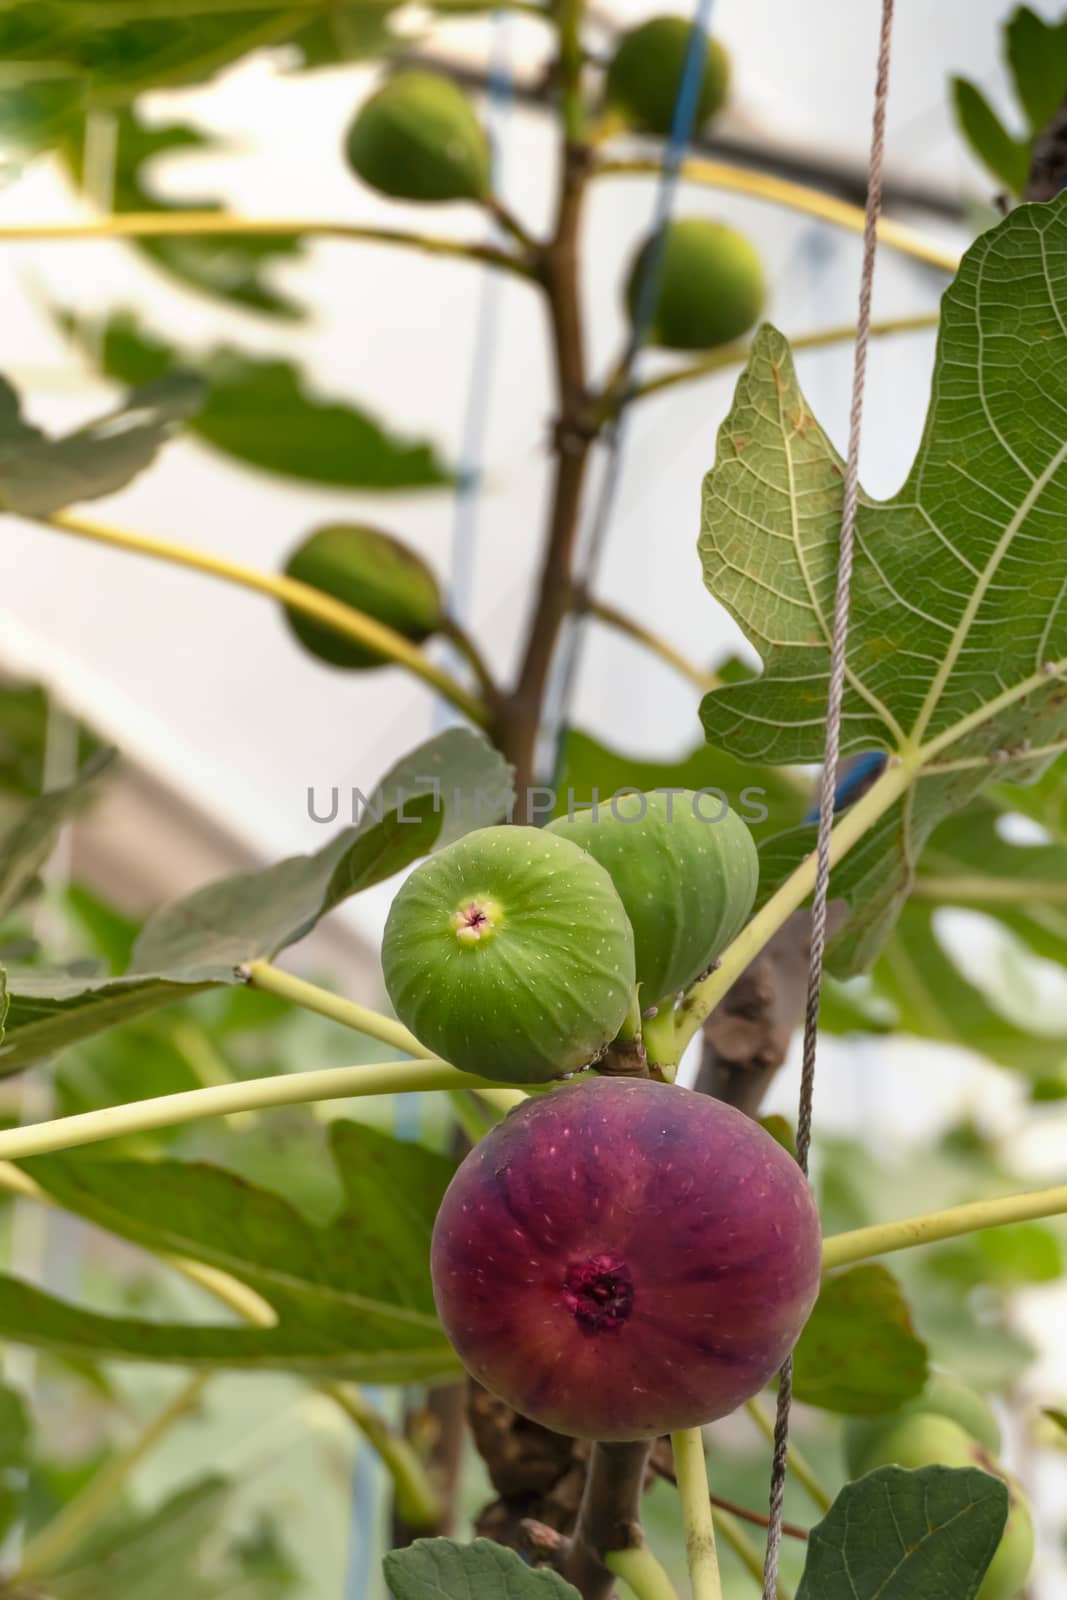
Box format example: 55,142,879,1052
38,512,488,726
605,1541,681,1600
244,962,432,1057
596,157,961,273
676,759,914,1056
671,1429,723,1600
711,1508,793,1600
579,595,720,693
0,212,534,280
16,1371,211,1581
744,1399,831,1514
0,1060,509,1161
822,1183,1067,1272
642,1005,679,1077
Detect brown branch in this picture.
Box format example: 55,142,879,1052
495,138,597,802
561,1441,652,1600
650,1457,809,1542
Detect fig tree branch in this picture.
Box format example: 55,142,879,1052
36,511,489,727
0,213,538,282
650,1458,809,1544
595,158,962,274
563,1440,654,1600
822,1182,1067,1272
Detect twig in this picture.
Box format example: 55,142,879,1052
605,1542,679,1600
711,1509,793,1600
650,1459,808,1542
822,1184,1067,1271
576,593,719,693
563,1441,654,1600
743,1401,831,1515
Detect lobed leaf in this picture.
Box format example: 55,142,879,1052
385,1540,581,1600
792,1264,928,1415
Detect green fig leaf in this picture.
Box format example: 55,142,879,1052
0,366,201,515
0,750,114,921
699,196,1067,977
792,1264,928,1416
0,1382,31,1546
0,61,86,161
66,312,452,490
0,1122,459,1382
0,728,512,1071
65,110,308,318
796,1466,1008,1600
385,1540,580,1600
951,78,1030,194
1005,5,1067,133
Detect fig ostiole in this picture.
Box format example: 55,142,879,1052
382,826,637,1084
547,789,758,1009
430,1076,822,1441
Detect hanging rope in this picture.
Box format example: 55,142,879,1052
761,3,896,1595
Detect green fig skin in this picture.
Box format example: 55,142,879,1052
852,1411,1033,1600
547,790,758,1006
605,16,730,135
844,1371,1002,1478
382,826,637,1084
283,524,442,670
345,71,490,203
626,218,765,350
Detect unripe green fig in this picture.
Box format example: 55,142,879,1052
382,826,636,1083
604,16,730,135
844,1371,1002,1478
345,72,490,203
626,218,765,350
547,790,757,1005
283,524,442,670
850,1410,1033,1599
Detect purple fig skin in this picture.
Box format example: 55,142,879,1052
430,1076,822,1441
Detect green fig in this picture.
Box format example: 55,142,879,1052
604,16,730,135
382,826,636,1083
547,790,757,1005
283,524,442,670
850,1410,1033,1599
345,71,490,203
844,1371,1002,1478
626,218,765,350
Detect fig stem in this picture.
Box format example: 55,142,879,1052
743,1399,831,1515
595,157,961,274
244,961,431,1057
39,511,490,728
0,211,537,281
605,1542,680,1600
670,1429,723,1600
821,1182,1067,1271
641,1005,679,1076
574,593,721,695
0,1161,445,1533
0,1060,513,1161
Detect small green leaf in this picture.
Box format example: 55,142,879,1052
796,1465,1008,1600
0,1122,460,1382
385,1539,581,1600
74,313,452,491
0,971,216,1077
792,1264,928,1415
951,78,1030,194
0,367,201,515
282,524,444,670
1006,5,1067,133
0,750,114,920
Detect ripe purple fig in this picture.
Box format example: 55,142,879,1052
431,1077,822,1440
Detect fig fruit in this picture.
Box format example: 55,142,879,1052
431,1076,822,1439
547,790,757,1004
626,218,765,350
844,1370,1002,1477
382,827,636,1083
604,16,730,135
345,71,490,203
852,1410,1033,1600
283,524,442,670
